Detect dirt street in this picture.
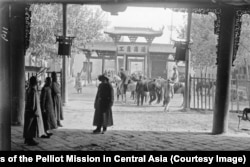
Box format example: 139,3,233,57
64,82,250,136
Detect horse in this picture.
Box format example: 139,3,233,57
114,75,136,103
242,108,250,120
155,78,166,103
135,79,158,106
196,80,216,96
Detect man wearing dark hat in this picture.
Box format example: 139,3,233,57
93,74,114,134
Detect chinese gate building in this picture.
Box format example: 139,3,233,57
81,27,176,79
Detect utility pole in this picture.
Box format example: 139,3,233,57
62,3,68,105
184,8,192,110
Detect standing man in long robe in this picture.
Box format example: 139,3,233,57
23,76,45,146
93,74,114,134
51,72,64,127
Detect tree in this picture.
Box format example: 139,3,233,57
190,13,217,74
172,11,250,76
28,4,62,67
171,11,217,75
234,14,250,68
67,5,109,76
27,4,109,76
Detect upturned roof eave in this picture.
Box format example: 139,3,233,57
104,31,163,37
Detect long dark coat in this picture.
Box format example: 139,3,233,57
51,82,64,121
93,82,114,127
23,87,45,138
40,86,57,131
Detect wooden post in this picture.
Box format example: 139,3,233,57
204,73,207,110
244,58,250,107
62,3,68,105
193,75,196,109
125,55,128,71
212,74,215,111
144,47,148,78
114,47,118,75
230,77,233,111
148,51,151,78
236,74,239,112
197,77,200,109
0,2,11,151
102,54,105,74
123,54,126,70
87,57,90,84
184,8,192,110
10,3,26,126
208,74,211,110
201,73,203,109
212,7,235,134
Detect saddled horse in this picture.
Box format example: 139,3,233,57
113,75,136,103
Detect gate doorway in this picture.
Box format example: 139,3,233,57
151,60,166,79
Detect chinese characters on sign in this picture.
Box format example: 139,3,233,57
1,27,8,42
117,45,147,54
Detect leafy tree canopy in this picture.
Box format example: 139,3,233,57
190,13,217,71
27,4,109,61
235,14,250,68
172,10,250,72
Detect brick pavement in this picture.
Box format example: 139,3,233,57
11,125,250,151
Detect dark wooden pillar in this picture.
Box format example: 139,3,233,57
144,54,148,77
184,8,192,110
0,2,11,150
10,3,26,125
101,55,105,74
62,4,68,105
125,55,128,71
123,54,126,70
148,51,151,78
212,7,235,134
87,57,91,83
114,51,118,74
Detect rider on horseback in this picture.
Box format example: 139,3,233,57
170,65,179,98
119,67,129,94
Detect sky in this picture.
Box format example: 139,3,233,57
104,6,186,44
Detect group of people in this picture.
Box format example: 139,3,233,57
93,65,180,133
23,72,63,146
92,65,180,133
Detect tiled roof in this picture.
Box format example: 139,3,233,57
104,27,163,37
83,42,175,54
150,43,175,53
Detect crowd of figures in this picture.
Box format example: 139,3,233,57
23,72,63,146
111,66,185,112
